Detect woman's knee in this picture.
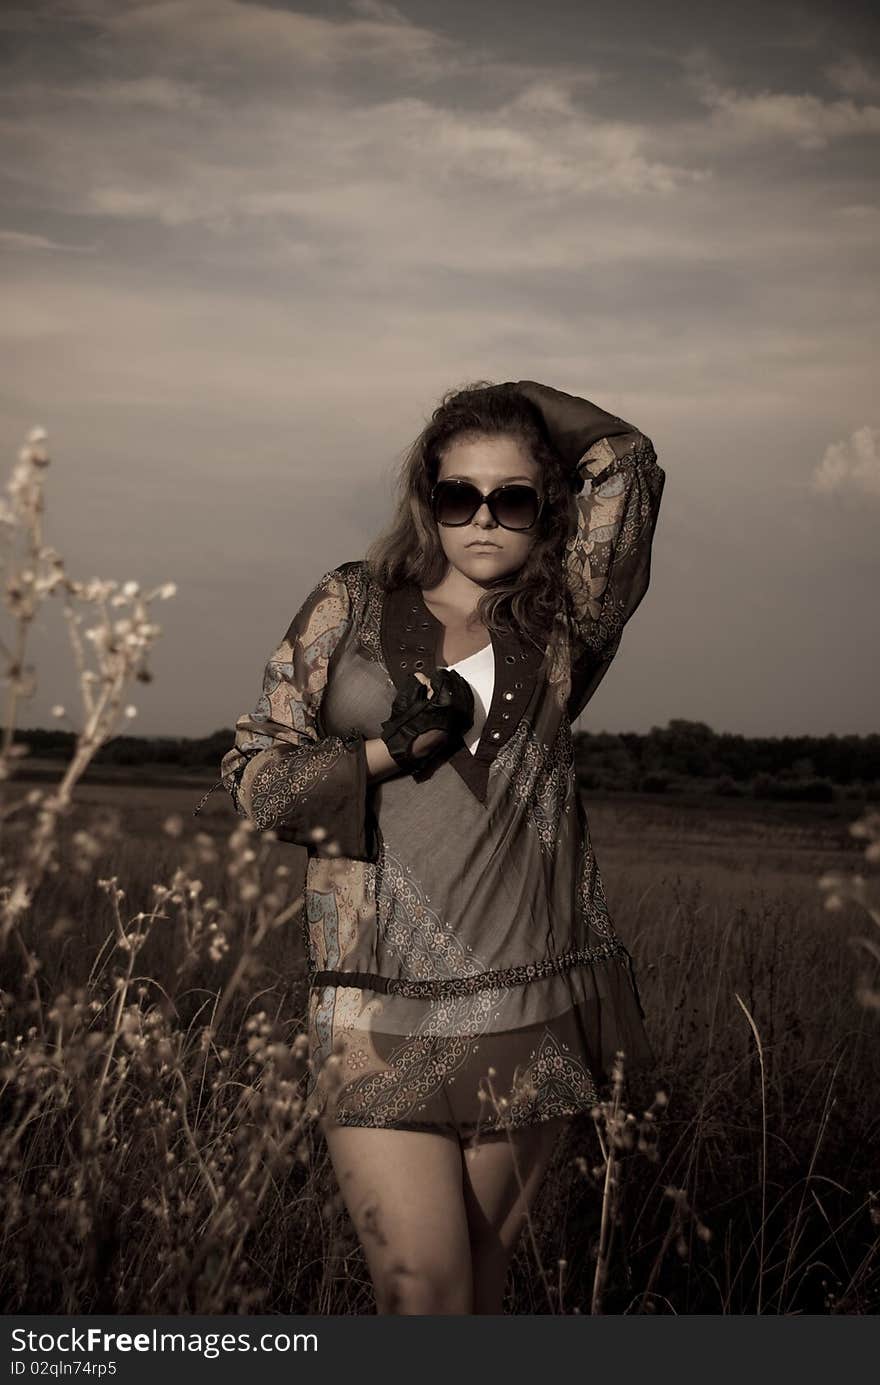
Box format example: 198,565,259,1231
376,1256,473,1315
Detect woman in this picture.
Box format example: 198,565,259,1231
201,379,665,1314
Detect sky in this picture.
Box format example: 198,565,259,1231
1,0,878,741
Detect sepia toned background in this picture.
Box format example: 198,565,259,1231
2,1,880,1321
2,0,878,740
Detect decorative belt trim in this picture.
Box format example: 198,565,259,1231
310,937,632,999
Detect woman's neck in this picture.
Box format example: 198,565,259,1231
421,566,491,624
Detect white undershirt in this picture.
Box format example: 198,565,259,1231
446,641,495,756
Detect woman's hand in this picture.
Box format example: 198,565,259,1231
410,672,447,757
379,667,474,774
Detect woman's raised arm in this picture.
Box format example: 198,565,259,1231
564,430,666,722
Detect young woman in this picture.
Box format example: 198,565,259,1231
207,379,665,1314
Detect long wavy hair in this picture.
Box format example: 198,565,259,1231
364,380,578,653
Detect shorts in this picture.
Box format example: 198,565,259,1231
307,991,653,1144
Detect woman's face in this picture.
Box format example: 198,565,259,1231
433,434,543,585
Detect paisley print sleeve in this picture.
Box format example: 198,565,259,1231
205,568,373,860
565,431,666,723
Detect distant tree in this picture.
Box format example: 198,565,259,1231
640,771,671,794
792,756,816,778
716,775,745,797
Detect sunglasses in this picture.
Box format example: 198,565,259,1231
430,479,545,532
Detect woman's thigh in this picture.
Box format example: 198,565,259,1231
461,1117,566,1259
321,1119,473,1314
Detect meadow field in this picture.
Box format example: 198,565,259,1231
2,764,876,1315
1,428,876,1315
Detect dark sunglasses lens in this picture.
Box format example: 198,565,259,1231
433,481,541,530
494,485,540,530
434,482,481,526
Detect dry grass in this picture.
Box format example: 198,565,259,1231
1,428,878,1315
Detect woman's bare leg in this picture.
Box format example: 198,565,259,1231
321,1119,473,1314
461,1117,566,1314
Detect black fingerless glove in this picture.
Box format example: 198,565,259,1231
380,667,475,775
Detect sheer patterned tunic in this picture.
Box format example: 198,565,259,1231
215,428,666,1134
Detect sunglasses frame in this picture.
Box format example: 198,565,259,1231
430,478,546,532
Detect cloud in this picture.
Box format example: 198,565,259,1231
5,0,877,279
0,4,876,407
89,0,462,81
1,78,705,242
0,228,96,252
812,425,880,498
825,55,880,102
685,59,880,150
64,76,207,111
